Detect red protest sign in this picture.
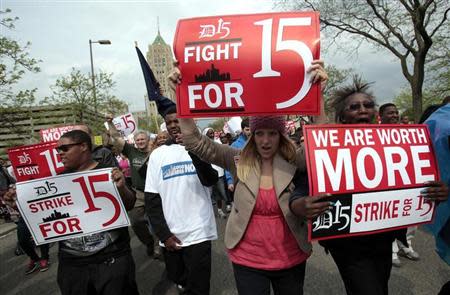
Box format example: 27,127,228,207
174,12,320,117
302,124,439,241
8,142,65,182
304,124,439,195
40,125,80,142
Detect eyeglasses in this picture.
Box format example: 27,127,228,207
346,101,375,111
56,142,83,153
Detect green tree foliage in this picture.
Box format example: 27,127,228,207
278,0,450,123
44,68,128,127
323,65,354,114
393,88,442,119
137,114,163,134
0,9,40,133
208,118,227,131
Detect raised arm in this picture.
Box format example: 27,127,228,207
105,115,126,153
179,117,240,177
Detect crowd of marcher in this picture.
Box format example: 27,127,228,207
0,61,449,295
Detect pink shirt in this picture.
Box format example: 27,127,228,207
228,188,309,270
118,158,131,178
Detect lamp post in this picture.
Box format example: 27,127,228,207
89,39,111,118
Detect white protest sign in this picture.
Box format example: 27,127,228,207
104,113,137,137
350,187,435,233
16,168,130,245
224,117,242,134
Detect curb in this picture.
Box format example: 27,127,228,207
0,223,17,237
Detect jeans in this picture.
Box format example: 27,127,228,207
17,217,49,261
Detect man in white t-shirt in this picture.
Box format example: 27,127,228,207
144,105,217,295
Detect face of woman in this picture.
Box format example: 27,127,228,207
254,129,280,160
341,93,376,124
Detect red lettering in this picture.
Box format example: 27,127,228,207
53,221,66,234
370,202,379,221
382,201,392,219
55,197,67,207
39,223,52,238
44,200,54,210
354,204,362,223
357,200,401,222
67,218,81,232
28,196,74,213
363,203,371,222
392,200,399,218
38,218,82,239
29,203,38,213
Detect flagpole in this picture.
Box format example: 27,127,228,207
135,41,160,133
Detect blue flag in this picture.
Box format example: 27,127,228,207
135,46,175,116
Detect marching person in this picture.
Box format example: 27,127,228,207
203,127,228,218
290,76,449,295
172,60,328,295
224,118,251,198
144,104,219,295
107,119,159,258
379,103,420,267
4,130,138,294
72,124,118,167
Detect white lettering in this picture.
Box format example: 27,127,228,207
315,149,354,193
410,145,434,183
384,147,411,186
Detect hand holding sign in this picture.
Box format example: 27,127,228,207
291,193,332,219
104,113,137,137
302,124,442,241
16,168,130,245
307,60,328,91
421,180,449,202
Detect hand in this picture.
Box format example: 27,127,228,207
307,59,327,91
228,184,234,192
291,193,332,219
105,113,114,123
164,235,182,251
3,187,18,209
111,168,125,189
175,132,184,145
420,181,449,202
167,61,181,92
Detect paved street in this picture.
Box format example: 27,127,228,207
1,217,449,295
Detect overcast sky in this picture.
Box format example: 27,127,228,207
3,0,407,112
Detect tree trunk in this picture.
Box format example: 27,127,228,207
411,81,423,123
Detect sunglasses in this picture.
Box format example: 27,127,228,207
56,142,83,153
346,101,375,111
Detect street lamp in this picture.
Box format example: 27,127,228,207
89,39,111,118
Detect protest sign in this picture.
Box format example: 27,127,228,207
15,168,130,245
8,142,65,182
40,125,80,142
174,12,320,117
223,117,242,134
302,124,439,240
104,113,137,137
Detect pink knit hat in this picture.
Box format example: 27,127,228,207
249,116,286,134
